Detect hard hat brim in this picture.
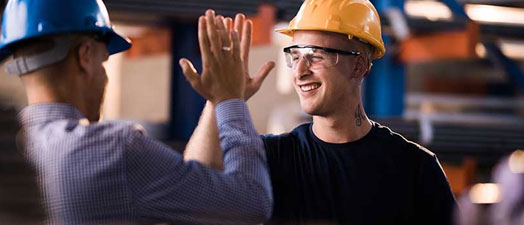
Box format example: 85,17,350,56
106,29,132,55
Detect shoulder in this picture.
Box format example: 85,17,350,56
372,121,436,160
93,120,160,152
26,120,147,183
90,120,145,135
262,122,310,146
82,120,146,139
262,122,311,159
371,122,451,189
33,119,147,152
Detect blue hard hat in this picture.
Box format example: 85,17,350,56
0,0,132,62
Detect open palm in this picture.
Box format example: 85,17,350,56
230,14,275,100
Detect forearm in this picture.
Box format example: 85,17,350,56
127,111,272,223
184,101,224,171
214,99,272,219
215,99,268,175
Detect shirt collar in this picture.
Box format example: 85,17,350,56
17,103,86,127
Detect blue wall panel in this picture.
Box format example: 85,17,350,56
170,22,206,140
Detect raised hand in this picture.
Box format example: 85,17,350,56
231,13,275,100
179,10,245,105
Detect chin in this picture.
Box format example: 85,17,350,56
301,99,334,117
86,102,103,122
87,112,101,122
300,101,319,116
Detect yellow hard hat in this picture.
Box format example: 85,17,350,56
276,0,385,59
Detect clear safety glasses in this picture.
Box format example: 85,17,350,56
283,45,361,69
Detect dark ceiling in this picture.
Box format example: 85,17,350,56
102,0,305,24
0,0,523,38
105,0,272,23
102,0,524,23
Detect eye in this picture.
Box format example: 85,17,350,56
309,53,325,62
311,54,324,59
290,53,301,62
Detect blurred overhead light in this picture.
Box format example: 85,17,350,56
466,4,524,25
405,1,453,21
509,150,524,173
498,40,524,59
405,1,524,25
385,8,410,40
475,43,486,58
469,183,501,204
475,40,524,59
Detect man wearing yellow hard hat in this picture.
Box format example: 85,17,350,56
184,0,457,224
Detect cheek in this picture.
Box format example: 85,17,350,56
101,63,108,81
335,58,356,75
101,73,108,88
91,65,108,91
322,72,350,96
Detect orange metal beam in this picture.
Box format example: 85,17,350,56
399,22,479,63
125,28,171,58
248,4,276,46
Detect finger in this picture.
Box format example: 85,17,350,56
234,13,245,38
216,15,231,55
198,16,212,65
215,16,222,47
179,58,203,92
252,61,275,86
224,17,233,32
205,10,220,57
241,19,252,63
231,29,241,61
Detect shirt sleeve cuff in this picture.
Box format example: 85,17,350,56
215,98,249,125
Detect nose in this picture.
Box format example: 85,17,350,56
294,56,311,79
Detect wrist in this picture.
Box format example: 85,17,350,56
210,93,244,105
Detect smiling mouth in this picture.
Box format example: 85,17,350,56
299,83,321,92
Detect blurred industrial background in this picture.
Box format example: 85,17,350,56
1,0,524,223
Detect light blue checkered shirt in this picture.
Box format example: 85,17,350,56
18,99,272,224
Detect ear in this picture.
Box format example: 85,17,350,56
76,40,94,76
363,62,373,78
353,55,369,79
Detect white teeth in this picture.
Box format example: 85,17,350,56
300,84,320,92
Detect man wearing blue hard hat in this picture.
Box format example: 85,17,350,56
1,0,272,224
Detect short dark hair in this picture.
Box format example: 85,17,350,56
12,36,56,58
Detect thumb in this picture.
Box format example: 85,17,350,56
179,58,204,94
252,61,275,86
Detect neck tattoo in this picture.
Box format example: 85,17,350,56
355,104,363,127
